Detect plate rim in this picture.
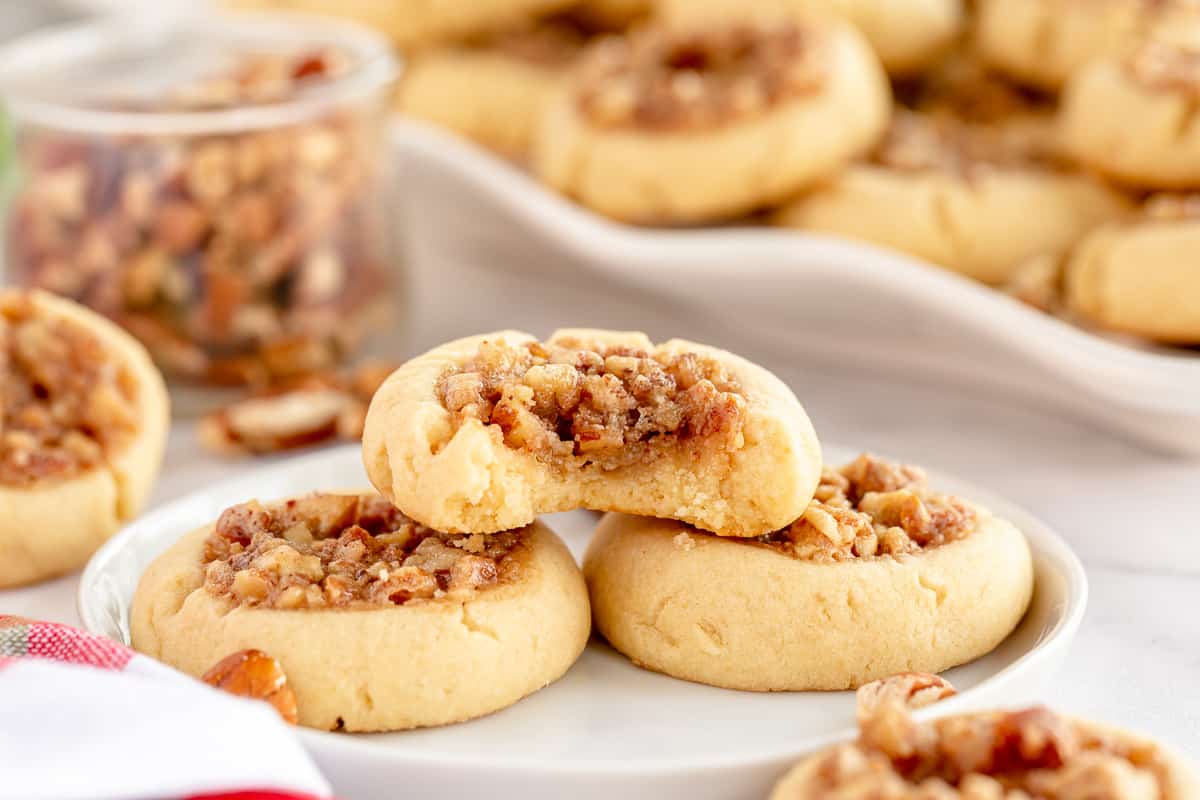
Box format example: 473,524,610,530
79,442,1089,775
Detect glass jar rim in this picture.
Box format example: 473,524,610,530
0,10,401,137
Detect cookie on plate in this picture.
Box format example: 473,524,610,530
1061,38,1200,189
657,0,963,77
225,0,579,49
974,0,1200,91
363,329,822,538
583,453,1033,691
1063,195,1200,344
0,289,168,588
774,109,1130,285
533,20,890,224
772,704,1199,799
398,22,587,158
131,492,590,732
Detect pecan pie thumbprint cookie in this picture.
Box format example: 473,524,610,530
771,703,1199,800
1062,37,1200,189
131,493,590,732
362,329,823,538
583,454,1033,691
0,289,168,588
533,20,890,223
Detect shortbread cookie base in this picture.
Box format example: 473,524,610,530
533,22,890,224
131,518,590,732
0,291,169,588
1066,219,1200,343
398,48,565,158
362,329,823,538
583,510,1033,691
776,165,1130,284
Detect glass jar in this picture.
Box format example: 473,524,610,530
0,12,401,390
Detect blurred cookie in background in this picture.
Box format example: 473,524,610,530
1062,38,1200,189
656,0,964,77
974,0,1200,91
774,108,1130,285
534,19,891,223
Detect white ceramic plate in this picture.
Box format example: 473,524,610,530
79,443,1086,800
394,120,1200,455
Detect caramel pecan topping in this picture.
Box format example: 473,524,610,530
903,57,1054,126
874,111,1064,177
0,293,138,485
576,23,829,130
437,337,744,470
8,48,392,386
758,454,976,563
202,649,299,724
1142,192,1200,220
202,493,524,609
783,706,1171,800
1127,39,1200,94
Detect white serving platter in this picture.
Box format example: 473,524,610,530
394,120,1200,455
79,443,1087,800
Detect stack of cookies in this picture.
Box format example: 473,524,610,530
131,328,1034,729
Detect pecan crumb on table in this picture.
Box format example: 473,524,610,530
203,493,524,609
0,293,138,485
438,337,745,469
197,359,398,456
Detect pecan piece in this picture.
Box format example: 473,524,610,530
201,648,298,724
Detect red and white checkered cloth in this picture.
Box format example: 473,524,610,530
0,615,334,800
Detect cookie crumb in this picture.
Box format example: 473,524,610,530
672,532,695,551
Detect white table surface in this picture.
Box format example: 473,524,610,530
4,233,1200,798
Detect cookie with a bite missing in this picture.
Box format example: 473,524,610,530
362,328,822,538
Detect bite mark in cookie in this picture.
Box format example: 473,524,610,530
0,293,138,486
437,336,745,471
202,493,525,610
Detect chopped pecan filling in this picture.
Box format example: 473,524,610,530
202,493,524,609
437,337,744,469
874,111,1065,177
577,24,829,130
0,293,138,485
785,706,1172,800
902,57,1054,126
1142,192,1200,220
1127,39,1200,94
758,454,977,562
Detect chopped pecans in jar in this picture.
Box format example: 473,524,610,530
0,292,139,486
758,454,977,563
576,23,829,130
202,493,525,610
8,48,393,387
437,337,745,469
781,705,1173,800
